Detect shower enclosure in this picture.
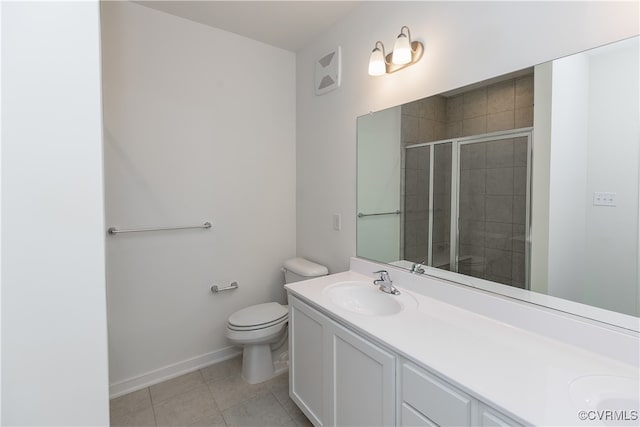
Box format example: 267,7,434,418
403,129,531,289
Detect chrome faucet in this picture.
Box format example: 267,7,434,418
410,261,425,274
373,270,400,295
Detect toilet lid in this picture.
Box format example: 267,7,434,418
228,302,288,328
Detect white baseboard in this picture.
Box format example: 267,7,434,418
109,346,242,399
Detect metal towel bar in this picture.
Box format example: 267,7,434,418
211,282,239,293
107,222,211,235
357,210,401,218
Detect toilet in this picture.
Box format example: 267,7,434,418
226,257,328,384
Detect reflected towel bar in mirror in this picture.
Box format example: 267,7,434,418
107,222,212,235
358,210,401,218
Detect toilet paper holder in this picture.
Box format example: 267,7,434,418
211,281,239,293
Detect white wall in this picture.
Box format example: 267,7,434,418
1,1,109,425
296,1,639,274
356,106,401,263
547,54,590,301
542,39,639,317
584,39,639,315
101,2,296,394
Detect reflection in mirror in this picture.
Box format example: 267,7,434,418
357,36,639,326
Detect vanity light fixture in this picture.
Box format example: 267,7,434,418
368,26,424,76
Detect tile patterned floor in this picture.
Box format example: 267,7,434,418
110,357,313,427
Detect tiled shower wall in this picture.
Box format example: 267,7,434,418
458,137,528,287
401,74,533,287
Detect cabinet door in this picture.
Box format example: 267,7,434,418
289,297,328,426
328,322,396,427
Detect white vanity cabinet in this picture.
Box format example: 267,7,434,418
290,295,523,427
289,295,396,427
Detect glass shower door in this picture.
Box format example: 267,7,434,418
457,135,529,288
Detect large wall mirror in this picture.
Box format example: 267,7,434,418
357,36,639,331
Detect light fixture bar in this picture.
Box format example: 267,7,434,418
367,26,424,76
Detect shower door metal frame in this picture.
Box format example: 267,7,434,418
405,127,533,289
404,140,453,268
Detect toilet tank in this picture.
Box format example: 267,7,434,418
282,257,328,284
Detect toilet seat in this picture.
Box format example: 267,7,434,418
228,302,288,331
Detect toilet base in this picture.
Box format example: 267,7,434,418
241,343,274,384
241,341,289,385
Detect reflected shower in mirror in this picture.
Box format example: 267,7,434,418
357,36,639,325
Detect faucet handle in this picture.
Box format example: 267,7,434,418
373,270,391,282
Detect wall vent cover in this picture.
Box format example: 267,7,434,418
315,47,341,95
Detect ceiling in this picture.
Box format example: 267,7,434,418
135,1,361,52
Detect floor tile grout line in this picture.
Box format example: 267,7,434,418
267,390,298,426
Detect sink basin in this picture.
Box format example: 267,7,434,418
323,281,409,316
570,375,639,426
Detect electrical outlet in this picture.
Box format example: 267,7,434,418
593,192,617,207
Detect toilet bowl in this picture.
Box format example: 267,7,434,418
226,257,328,384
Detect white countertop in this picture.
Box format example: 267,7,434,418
285,270,640,426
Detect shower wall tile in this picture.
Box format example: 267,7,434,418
512,224,526,253
445,121,462,138
434,144,452,170
459,220,485,247
460,143,486,170
421,96,447,122
402,100,422,117
487,80,515,114
419,118,446,142
463,88,488,119
402,115,420,144
446,95,463,122
486,110,515,133
459,244,485,278
512,252,526,288
462,115,487,136
416,170,429,195
485,248,512,278
432,243,450,268
460,193,486,221
514,166,527,195
417,194,429,210
486,168,514,195
515,106,534,128
405,209,428,222
417,146,429,167
513,195,526,225
515,75,534,109
432,213,450,243
514,137,528,166
433,193,452,214
405,196,418,213
460,169,486,195
405,151,418,170
404,221,419,246
486,195,513,223
485,222,513,251
486,139,514,168
405,169,418,195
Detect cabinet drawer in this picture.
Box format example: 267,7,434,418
402,363,471,426
401,403,437,427
480,404,523,427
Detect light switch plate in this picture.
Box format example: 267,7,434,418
333,213,342,231
593,192,617,207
